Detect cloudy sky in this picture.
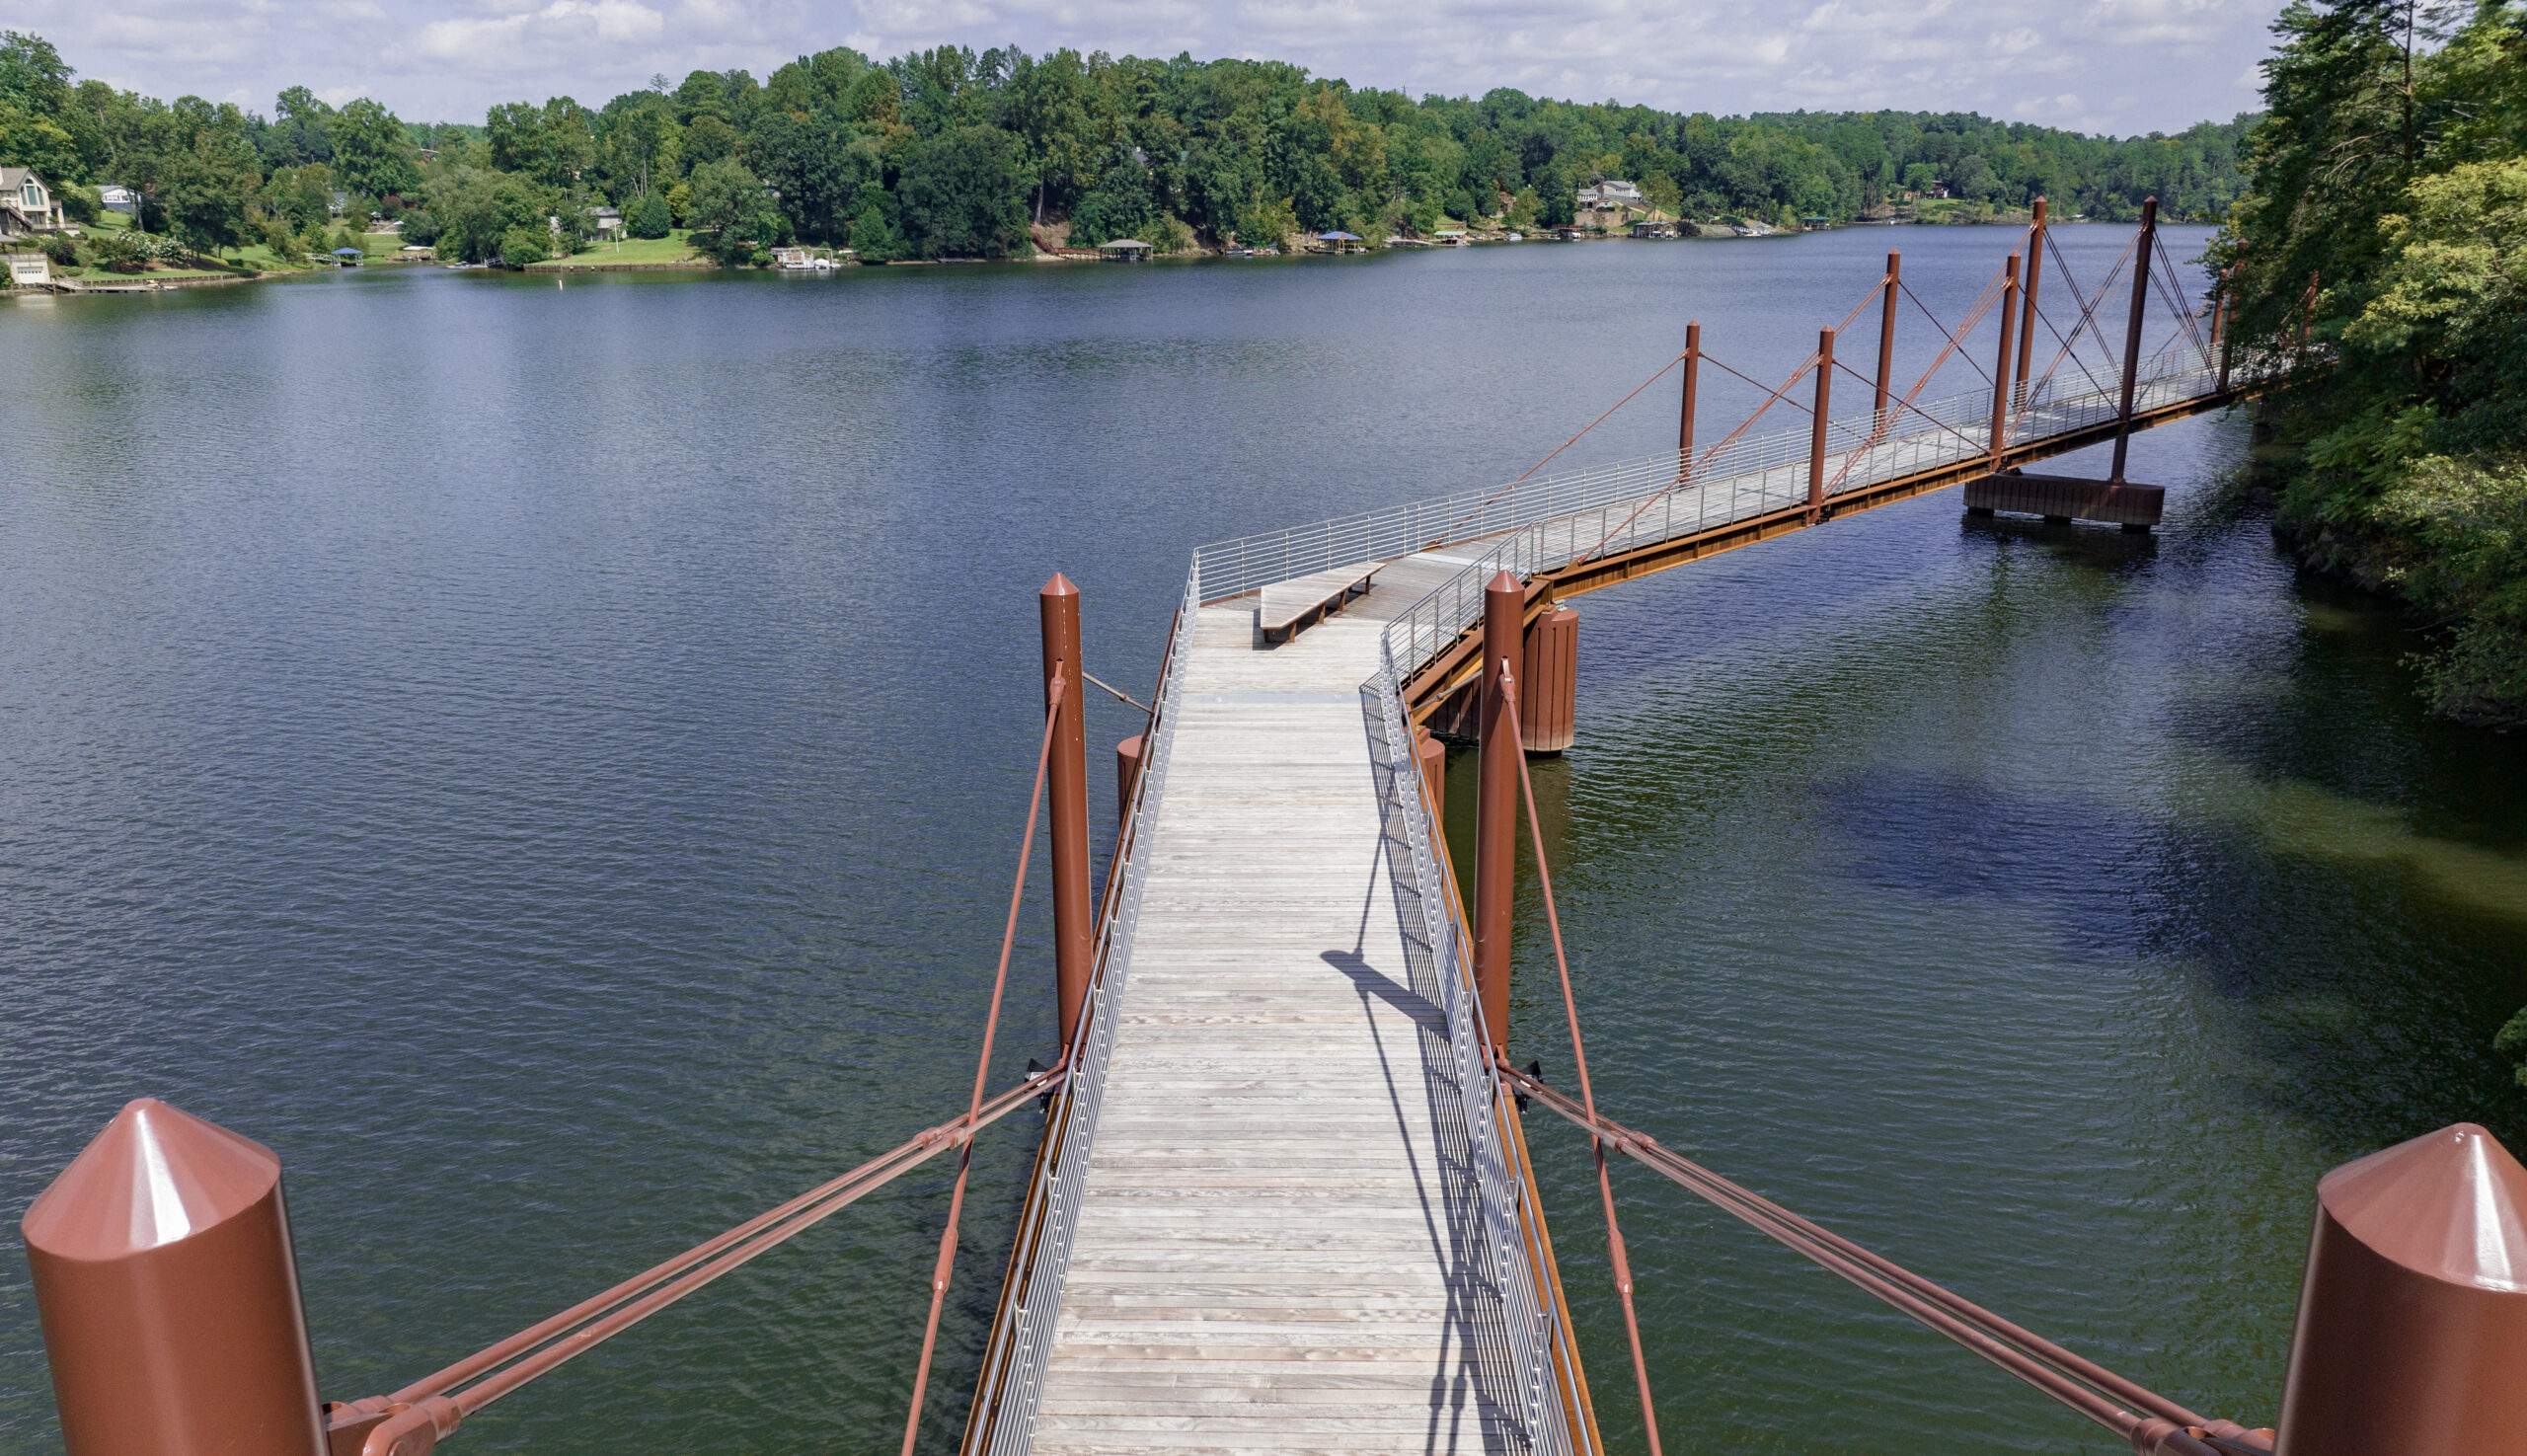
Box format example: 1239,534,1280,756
9,0,2284,136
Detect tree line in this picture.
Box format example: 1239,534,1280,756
2217,0,2527,732
1,29,2256,268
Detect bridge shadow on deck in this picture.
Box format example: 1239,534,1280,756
1328,682,1535,1456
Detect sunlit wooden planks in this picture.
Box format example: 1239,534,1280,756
1028,583,1522,1456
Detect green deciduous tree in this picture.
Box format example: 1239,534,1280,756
629,191,672,238
498,222,548,266
685,154,787,262
0,30,72,119
897,123,1030,257
332,98,417,197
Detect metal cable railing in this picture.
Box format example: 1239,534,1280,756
1370,638,1588,1456
1376,364,2216,678
1194,359,2211,611
961,563,1198,1456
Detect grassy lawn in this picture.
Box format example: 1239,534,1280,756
527,230,709,268
55,261,252,281
220,244,319,271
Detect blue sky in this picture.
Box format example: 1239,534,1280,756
9,0,2285,135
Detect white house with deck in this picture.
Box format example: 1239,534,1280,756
1575,178,1645,211
2,169,65,239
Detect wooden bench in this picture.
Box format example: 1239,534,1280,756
1256,561,1380,643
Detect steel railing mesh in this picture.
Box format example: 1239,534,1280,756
1368,637,1590,1456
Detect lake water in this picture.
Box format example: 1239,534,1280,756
4,230,2523,1455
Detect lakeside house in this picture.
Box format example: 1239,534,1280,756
1573,178,1652,235
1575,179,1645,210
1,168,65,239
99,185,136,216
589,206,625,239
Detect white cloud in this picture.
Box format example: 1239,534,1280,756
416,0,667,69
22,0,2287,132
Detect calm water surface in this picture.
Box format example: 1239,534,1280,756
4,230,2523,1455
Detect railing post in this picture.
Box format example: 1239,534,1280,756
1039,574,1093,1049
1806,327,1834,524
2214,266,2234,394
1874,253,1899,440
1677,321,1699,483
21,1100,327,1456
2015,196,2046,410
1474,570,1524,1060
2109,195,2159,484
1989,253,2020,472
2274,1122,2527,1455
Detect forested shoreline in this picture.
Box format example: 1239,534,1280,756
0,29,2254,268
2217,0,2527,732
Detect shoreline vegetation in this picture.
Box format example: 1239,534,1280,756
2213,0,2527,736
3,29,2250,280
2205,1,2525,1082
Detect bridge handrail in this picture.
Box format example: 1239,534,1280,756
1370,638,1587,1456
1376,363,2218,680
961,562,1200,1456
1193,363,2216,611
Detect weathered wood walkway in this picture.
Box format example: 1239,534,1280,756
1028,553,1536,1455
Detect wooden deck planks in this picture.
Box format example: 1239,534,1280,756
1030,577,1527,1456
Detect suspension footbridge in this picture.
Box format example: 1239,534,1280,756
29,201,2526,1456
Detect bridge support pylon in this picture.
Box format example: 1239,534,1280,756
1474,571,1524,1058
1521,605,1578,755
1039,575,1093,1050
1963,198,2168,533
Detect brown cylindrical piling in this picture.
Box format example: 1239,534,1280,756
1473,571,1524,1058
22,1099,326,1456
1806,328,1834,524
2215,266,2236,395
1414,726,1445,808
1114,734,1143,820
2015,198,2046,407
2274,1122,2527,1456
1990,253,2020,470
1520,605,1578,755
1039,575,1093,1049
1874,254,1899,437
2110,196,2159,483
1677,322,1700,480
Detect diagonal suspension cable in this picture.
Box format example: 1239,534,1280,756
1439,271,1893,550
2151,234,2213,365
1891,268,2009,418
1429,352,1691,543
1499,664,1663,1456
898,671,1067,1456
336,1063,1068,1454
2026,233,2136,401
1902,278,1999,391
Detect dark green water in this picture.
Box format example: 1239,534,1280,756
3,230,2521,1454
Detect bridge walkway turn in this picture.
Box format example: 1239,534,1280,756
1026,552,1546,1456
